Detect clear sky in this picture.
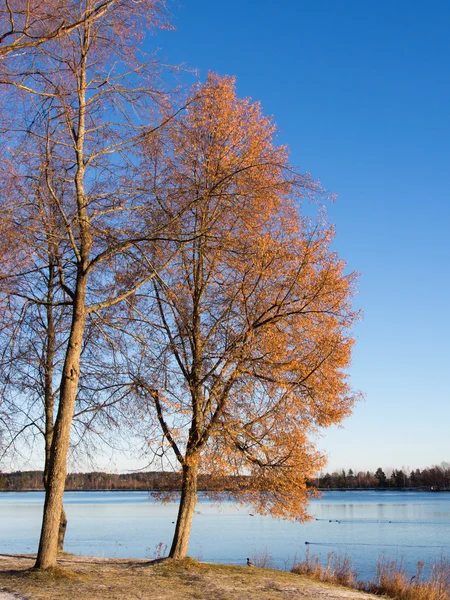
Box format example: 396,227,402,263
144,0,450,474
10,1,448,476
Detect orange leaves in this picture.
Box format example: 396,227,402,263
164,74,292,229
136,74,360,523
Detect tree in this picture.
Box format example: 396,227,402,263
375,467,387,488
347,469,355,488
0,210,70,548
0,167,136,549
127,74,359,558
0,0,180,569
0,1,167,59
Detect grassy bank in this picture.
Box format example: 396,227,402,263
2,552,449,600
0,554,378,600
293,551,450,600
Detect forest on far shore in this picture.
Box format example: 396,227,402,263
316,464,450,490
1,464,449,492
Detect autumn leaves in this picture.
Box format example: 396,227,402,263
129,76,359,555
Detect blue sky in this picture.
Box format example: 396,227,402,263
145,1,450,473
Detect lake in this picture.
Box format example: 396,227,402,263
1,490,449,580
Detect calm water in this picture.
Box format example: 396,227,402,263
1,490,449,579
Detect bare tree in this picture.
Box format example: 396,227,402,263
0,162,136,549
0,0,186,569
0,240,70,549
0,1,168,59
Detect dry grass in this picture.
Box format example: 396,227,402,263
250,547,275,569
292,549,357,588
293,551,450,600
0,553,378,599
3,551,447,600
365,556,450,600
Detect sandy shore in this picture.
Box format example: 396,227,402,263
0,554,380,599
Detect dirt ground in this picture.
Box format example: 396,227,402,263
0,554,384,600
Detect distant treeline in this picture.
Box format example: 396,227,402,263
1,465,450,492
0,470,249,492
316,465,450,490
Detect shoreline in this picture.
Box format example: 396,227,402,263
0,554,379,600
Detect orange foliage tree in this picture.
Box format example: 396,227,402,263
127,74,360,558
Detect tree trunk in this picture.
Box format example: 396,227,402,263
42,265,68,555
169,462,199,559
35,277,88,570
57,506,68,552
43,471,68,554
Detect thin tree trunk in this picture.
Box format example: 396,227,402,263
43,467,68,553
169,462,199,559
42,252,68,554
35,277,88,569
57,507,68,552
